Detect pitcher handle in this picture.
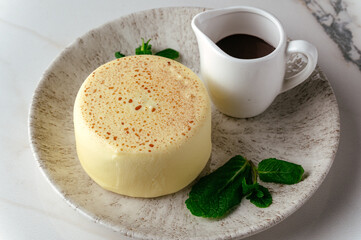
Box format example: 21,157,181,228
281,40,318,93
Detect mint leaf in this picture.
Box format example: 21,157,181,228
241,178,272,208
155,48,179,59
115,52,125,59
186,174,244,218
135,38,152,55
241,178,259,196
258,158,304,184
246,185,272,208
185,155,252,218
256,189,264,198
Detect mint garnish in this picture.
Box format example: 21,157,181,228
185,155,253,218
246,184,272,208
185,156,304,218
135,38,153,55
115,38,179,60
155,48,179,59
114,51,125,58
258,158,304,184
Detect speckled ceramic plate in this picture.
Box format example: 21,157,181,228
29,7,340,240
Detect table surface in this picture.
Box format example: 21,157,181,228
1,0,361,239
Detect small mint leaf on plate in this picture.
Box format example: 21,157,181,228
258,158,304,184
115,52,125,58
241,178,259,196
155,48,179,60
246,185,272,208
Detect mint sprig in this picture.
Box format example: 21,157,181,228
185,156,304,218
115,38,179,60
135,38,152,55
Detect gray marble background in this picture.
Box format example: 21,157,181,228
303,0,361,71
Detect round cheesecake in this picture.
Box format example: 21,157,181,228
73,55,211,198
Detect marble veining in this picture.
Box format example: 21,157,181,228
0,17,64,49
303,0,361,71
28,7,340,240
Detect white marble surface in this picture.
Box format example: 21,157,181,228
1,0,361,239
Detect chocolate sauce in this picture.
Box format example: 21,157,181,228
216,34,275,59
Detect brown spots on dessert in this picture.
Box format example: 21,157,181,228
78,55,208,153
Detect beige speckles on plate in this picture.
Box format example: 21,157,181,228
28,7,340,240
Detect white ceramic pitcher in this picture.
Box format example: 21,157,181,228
192,6,318,118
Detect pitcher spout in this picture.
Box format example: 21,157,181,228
191,8,228,58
